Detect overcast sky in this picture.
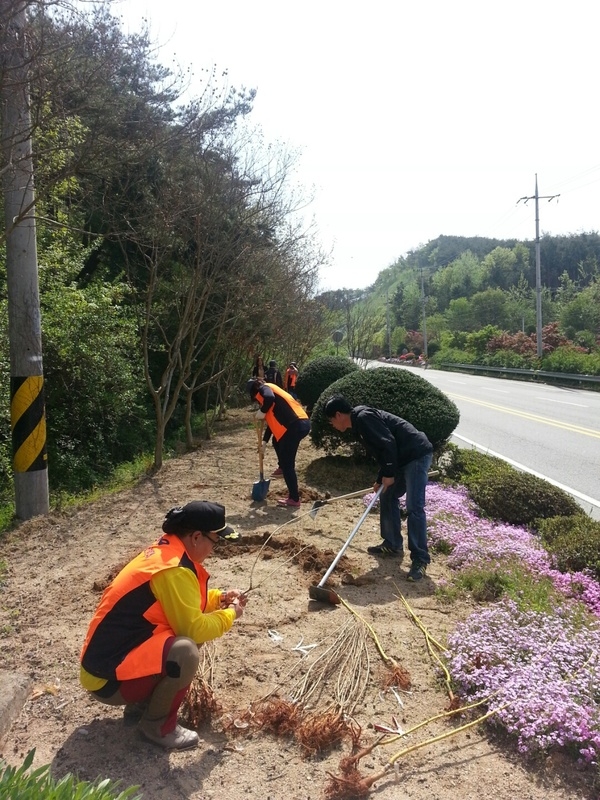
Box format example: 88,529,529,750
116,0,600,292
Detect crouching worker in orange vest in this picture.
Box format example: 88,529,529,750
247,378,310,508
80,501,245,750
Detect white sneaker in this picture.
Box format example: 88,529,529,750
139,719,199,750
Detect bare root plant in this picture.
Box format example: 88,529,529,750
180,643,220,728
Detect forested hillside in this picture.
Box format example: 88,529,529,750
318,233,600,371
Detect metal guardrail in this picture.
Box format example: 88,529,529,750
438,362,600,385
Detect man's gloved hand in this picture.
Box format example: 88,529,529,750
255,410,266,420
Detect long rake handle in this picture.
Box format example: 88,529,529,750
321,472,438,506
321,487,373,504
317,485,384,588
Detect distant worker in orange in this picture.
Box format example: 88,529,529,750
284,361,299,399
246,378,309,508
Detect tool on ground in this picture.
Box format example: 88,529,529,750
308,485,384,605
308,471,439,520
251,420,270,501
309,487,372,519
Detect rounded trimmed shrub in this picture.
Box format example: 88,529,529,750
295,356,359,412
469,470,581,526
309,366,460,454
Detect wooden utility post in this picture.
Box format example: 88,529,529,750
1,1,50,518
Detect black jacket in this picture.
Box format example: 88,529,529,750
264,367,283,388
350,405,432,479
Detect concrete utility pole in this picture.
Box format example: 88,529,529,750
1,2,50,518
420,268,428,357
517,174,560,359
385,288,391,357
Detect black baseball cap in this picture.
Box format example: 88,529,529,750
162,501,241,541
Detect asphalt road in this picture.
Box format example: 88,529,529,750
367,361,600,520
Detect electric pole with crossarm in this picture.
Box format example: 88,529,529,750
517,174,560,358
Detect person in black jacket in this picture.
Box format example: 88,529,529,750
264,360,284,388
324,395,433,582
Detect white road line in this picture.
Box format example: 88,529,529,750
481,388,510,393
452,433,600,510
534,397,588,407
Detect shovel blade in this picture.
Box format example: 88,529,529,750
308,584,341,605
252,477,270,501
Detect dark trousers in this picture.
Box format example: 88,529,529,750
273,419,310,501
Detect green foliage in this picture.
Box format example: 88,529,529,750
443,445,513,484
482,471,581,525
560,281,600,338
429,347,476,366
443,446,581,525
537,515,600,581
541,346,600,376
309,366,460,455
0,750,141,800
480,350,536,369
295,356,359,412
455,561,563,613
41,269,148,493
464,325,503,356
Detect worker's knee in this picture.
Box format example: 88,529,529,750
164,636,199,684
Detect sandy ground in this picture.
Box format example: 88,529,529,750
0,409,596,800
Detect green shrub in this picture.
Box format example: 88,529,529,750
443,446,581,526
541,346,600,376
481,350,536,369
0,750,141,799
309,367,460,455
295,356,359,412
429,347,476,367
442,446,513,485
537,514,600,580
469,470,581,526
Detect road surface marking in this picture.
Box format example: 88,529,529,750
448,392,600,439
534,397,588,407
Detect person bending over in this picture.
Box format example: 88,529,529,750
325,395,433,582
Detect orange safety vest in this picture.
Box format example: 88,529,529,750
80,536,209,681
255,382,308,441
285,367,298,389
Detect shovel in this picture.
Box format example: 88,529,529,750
308,485,384,605
251,420,270,501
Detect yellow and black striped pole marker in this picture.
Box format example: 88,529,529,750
10,376,49,518
11,375,47,472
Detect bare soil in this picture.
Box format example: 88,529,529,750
0,410,596,799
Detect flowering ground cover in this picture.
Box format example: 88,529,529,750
425,483,600,765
